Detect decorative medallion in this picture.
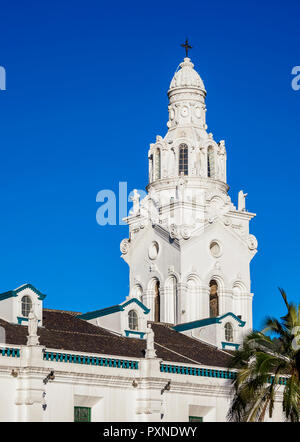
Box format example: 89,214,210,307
223,216,231,227
210,240,222,258
148,241,159,260
180,106,189,117
181,225,191,240
247,234,258,250
120,239,130,255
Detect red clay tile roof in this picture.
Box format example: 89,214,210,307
0,309,232,368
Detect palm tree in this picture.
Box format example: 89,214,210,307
227,288,300,422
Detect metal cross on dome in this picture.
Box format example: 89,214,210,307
181,39,192,57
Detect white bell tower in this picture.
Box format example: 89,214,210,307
121,51,257,336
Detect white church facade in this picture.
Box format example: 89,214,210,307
0,53,285,422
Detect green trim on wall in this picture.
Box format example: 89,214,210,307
173,312,246,332
0,283,46,302
43,350,139,369
0,347,20,357
221,341,240,350
0,291,18,302
17,316,41,325
124,330,145,339
77,298,150,320
160,363,288,385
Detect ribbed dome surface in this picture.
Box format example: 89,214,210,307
169,57,205,91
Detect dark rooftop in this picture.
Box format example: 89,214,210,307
0,309,232,368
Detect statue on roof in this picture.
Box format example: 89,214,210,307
145,324,157,359
27,308,40,346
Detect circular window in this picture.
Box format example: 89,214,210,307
148,241,159,260
180,106,189,117
209,240,221,258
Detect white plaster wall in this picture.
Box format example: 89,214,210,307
0,352,285,422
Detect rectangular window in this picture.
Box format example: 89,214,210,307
74,407,91,422
189,416,203,422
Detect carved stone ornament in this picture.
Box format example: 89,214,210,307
148,242,159,260
247,234,258,250
223,216,231,227
181,225,191,240
170,224,178,239
27,309,39,346
120,238,130,254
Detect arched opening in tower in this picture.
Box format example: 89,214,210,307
154,281,160,322
209,280,219,317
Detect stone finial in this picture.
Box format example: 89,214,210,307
130,189,140,215
238,190,248,212
145,324,157,359
27,308,40,346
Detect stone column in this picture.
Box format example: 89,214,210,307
142,290,155,321
135,325,169,422
200,286,210,319
15,345,46,422
176,283,187,324
15,310,47,422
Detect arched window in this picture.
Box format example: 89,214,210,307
154,149,161,180
179,144,188,175
207,147,215,178
225,322,233,342
21,295,32,317
154,281,160,322
209,280,218,318
128,310,138,330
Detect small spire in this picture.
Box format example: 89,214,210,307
181,38,192,58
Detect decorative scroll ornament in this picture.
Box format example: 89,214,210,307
247,234,258,250
170,224,178,239
120,238,130,255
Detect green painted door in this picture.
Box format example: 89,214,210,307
189,416,203,422
74,407,91,422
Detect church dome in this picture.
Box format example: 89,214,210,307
169,57,205,91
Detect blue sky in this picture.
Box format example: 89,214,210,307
0,0,299,329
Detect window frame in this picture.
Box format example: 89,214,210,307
21,295,32,318
224,322,234,342
128,309,138,331
178,144,188,176
207,147,215,178
154,148,161,180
